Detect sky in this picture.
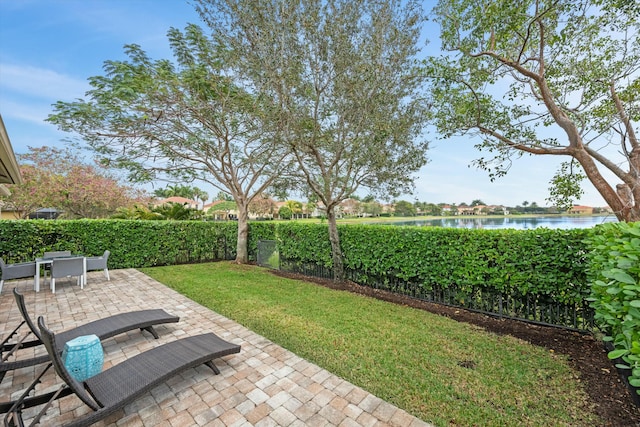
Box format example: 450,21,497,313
0,0,609,208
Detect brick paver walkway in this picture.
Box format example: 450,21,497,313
1,269,433,426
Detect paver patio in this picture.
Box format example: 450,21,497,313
1,268,433,426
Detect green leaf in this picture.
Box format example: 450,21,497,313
613,271,637,285
608,349,629,359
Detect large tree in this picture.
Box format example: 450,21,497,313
425,0,639,221
48,24,292,263
195,0,430,279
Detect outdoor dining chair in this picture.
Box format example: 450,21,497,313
49,257,85,293
85,250,110,281
0,259,36,294
41,251,72,285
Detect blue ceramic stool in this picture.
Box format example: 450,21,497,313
62,334,104,382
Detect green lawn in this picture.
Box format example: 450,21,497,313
141,261,599,427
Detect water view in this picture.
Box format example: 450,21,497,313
375,215,618,230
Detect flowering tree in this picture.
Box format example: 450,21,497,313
248,195,276,218
0,164,58,219
0,146,146,218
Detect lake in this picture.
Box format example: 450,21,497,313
374,215,618,230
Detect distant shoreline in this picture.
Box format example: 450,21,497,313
335,213,616,225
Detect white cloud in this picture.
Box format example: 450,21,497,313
0,99,54,126
0,63,89,101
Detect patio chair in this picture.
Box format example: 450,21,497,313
41,251,71,285
0,259,36,294
49,256,85,293
85,250,110,281
0,288,180,387
42,251,71,258
4,316,241,427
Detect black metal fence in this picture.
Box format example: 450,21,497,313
171,236,235,265
277,258,595,332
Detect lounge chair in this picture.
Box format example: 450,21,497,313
0,288,180,385
4,317,241,427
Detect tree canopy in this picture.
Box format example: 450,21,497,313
195,0,430,278
47,24,293,262
425,0,639,220
394,200,417,216
0,146,144,219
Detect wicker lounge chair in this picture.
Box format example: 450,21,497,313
0,288,180,385
4,317,241,427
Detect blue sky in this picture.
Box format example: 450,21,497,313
0,0,608,207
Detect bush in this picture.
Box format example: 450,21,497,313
586,222,640,394
277,222,591,305
0,220,277,268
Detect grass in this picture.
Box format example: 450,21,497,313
141,261,599,426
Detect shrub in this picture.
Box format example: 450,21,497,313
0,220,276,267
586,222,640,394
277,222,591,306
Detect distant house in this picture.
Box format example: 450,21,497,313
458,205,489,215
440,204,455,215
153,196,199,210
597,205,614,214
381,204,395,215
569,205,594,215
340,198,361,216
486,205,509,215
0,201,22,220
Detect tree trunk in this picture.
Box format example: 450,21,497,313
573,149,639,222
235,203,249,264
326,206,344,282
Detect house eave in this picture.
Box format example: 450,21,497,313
0,114,23,185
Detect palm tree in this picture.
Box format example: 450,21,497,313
192,188,209,210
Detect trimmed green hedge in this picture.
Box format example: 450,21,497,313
1,220,592,306
0,220,276,268
277,223,592,305
586,222,640,394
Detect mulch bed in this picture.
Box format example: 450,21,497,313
269,269,640,427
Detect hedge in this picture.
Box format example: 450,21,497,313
277,223,592,305
0,218,616,319
0,220,276,268
586,222,640,395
